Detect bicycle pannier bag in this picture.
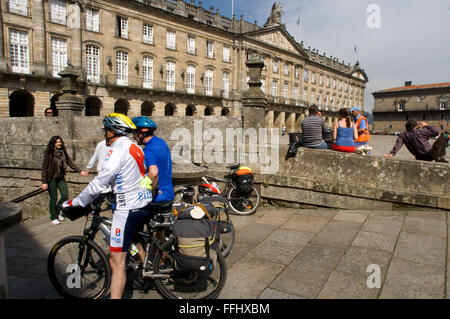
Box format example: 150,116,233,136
172,215,217,274
236,174,254,194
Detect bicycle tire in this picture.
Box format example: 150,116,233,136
216,208,235,258
227,185,260,216
47,236,111,299
153,245,227,299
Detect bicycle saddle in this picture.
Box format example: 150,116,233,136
226,164,240,170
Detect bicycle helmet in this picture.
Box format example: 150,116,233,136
103,113,136,135
132,116,157,129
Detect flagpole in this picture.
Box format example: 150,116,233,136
232,0,234,17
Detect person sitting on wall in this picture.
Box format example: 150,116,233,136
331,108,358,153
384,119,448,163
300,104,331,149
350,107,370,147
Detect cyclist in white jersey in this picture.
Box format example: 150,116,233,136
64,113,152,299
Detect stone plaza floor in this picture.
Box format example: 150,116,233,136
4,206,450,299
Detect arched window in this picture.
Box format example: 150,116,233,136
50,93,61,116
116,50,128,85
85,96,102,116
114,99,129,115
142,56,153,89
221,108,230,116
86,44,100,83
166,60,175,91
165,103,175,116
141,101,154,116
186,104,196,116
204,106,214,116
205,69,213,96
186,64,195,94
9,90,34,117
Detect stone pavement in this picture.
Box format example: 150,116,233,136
4,206,450,299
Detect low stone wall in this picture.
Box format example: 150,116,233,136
260,146,450,210
0,116,243,219
0,116,448,220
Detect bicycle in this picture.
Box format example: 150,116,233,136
175,164,261,216
47,193,227,299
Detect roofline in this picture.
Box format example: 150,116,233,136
373,82,450,94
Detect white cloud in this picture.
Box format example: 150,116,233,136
196,1,450,112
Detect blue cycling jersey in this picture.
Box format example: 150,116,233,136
143,136,174,202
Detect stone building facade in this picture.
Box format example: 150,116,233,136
372,82,450,132
0,0,368,131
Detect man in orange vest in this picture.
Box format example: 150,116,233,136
350,107,370,147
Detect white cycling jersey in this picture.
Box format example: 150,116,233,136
72,136,152,210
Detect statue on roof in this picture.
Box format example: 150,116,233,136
264,2,285,28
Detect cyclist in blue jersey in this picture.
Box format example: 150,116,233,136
132,116,174,203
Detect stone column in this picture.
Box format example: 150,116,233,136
241,58,267,131
31,0,47,76
68,2,83,68
55,66,84,141
0,202,22,299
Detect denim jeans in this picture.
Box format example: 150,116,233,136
307,141,328,149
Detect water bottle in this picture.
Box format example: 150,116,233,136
129,243,139,256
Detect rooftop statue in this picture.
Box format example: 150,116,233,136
264,2,285,28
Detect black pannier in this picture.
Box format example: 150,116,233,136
236,174,254,194
172,211,217,274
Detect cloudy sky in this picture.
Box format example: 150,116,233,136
196,0,450,113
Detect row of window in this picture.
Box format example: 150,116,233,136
9,28,231,96
259,54,362,97
396,101,447,111
254,77,362,108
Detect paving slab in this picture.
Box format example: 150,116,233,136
311,220,362,248
317,271,380,299
393,232,446,267
280,214,330,233
258,288,305,299
220,255,285,299
4,207,450,299
403,216,447,238
336,246,392,276
333,211,369,224
361,216,403,235
270,244,346,298
379,258,445,299
351,231,399,252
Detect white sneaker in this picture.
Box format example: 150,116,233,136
58,214,65,221
51,219,61,225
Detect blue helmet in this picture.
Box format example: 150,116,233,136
132,116,157,129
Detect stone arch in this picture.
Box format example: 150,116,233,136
204,106,214,116
114,99,129,115
141,101,155,116
185,104,196,116
85,96,102,116
221,107,230,116
164,103,176,116
9,90,34,117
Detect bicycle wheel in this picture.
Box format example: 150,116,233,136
153,245,227,299
227,185,260,216
216,208,235,258
47,236,111,299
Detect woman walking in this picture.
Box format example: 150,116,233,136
332,108,358,153
41,136,81,225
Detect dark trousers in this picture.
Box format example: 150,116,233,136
416,134,447,161
48,177,68,220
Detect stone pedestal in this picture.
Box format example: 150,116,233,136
241,58,268,131
55,66,84,140
0,202,22,299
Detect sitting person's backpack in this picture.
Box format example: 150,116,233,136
234,166,254,194
286,133,304,158
172,204,217,274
